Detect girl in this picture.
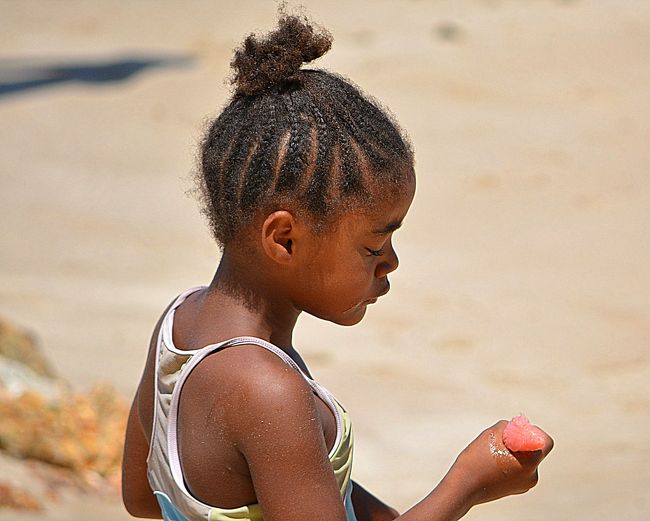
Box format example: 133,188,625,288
122,14,553,521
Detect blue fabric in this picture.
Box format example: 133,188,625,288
344,482,359,521
155,491,192,521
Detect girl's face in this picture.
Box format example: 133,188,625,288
294,177,415,326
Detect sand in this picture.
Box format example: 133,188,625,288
1,1,649,519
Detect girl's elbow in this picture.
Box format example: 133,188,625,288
122,489,162,519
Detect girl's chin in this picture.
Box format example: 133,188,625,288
323,303,370,327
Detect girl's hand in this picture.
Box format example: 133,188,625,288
398,420,553,521
451,420,554,506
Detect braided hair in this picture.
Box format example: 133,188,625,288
198,14,413,245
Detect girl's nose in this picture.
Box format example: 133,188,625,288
375,242,399,278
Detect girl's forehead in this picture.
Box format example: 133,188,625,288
374,175,416,218
347,179,415,234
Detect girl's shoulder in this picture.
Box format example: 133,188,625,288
181,342,317,429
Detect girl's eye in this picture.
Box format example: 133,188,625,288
366,247,385,257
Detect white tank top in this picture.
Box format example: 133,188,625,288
146,287,357,521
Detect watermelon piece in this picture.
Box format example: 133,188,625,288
502,415,546,452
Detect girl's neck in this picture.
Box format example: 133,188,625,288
204,248,300,350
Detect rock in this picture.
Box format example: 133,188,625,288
0,356,66,399
0,319,56,378
0,317,129,499
0,481,43,511
0,385,128,482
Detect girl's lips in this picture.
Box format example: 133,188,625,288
377,282,390,298
364,282,390,305
367,289,388,304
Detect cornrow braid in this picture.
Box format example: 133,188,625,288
200,98,249,241
239,95,283,210
276,91,313,193
218,97,259,238
302,94,334,216
198,13,413,246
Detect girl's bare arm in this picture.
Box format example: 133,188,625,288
122,391,162,518
209,346,350,521
122,313,168,519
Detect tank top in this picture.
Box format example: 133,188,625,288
146,287,357,521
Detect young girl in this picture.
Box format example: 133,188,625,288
122,14,553,521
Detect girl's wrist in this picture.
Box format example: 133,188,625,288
436,464,476,518
398,464,475,521
446,452,481,507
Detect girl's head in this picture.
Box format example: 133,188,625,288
197,13,414,247
197,13,415,326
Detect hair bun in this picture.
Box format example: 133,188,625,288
231,14,332,97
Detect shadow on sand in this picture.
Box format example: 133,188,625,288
0,54,193,98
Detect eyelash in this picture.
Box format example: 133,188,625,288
366,248,385,257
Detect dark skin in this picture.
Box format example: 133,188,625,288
122,175,553,520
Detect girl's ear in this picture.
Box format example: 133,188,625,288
260,210,298,264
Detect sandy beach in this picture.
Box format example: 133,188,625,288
1,1,649,519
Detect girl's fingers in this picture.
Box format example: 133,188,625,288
541,432,555,457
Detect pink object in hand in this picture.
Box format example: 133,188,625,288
503,415,546,452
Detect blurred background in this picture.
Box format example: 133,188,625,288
1,1,649,519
